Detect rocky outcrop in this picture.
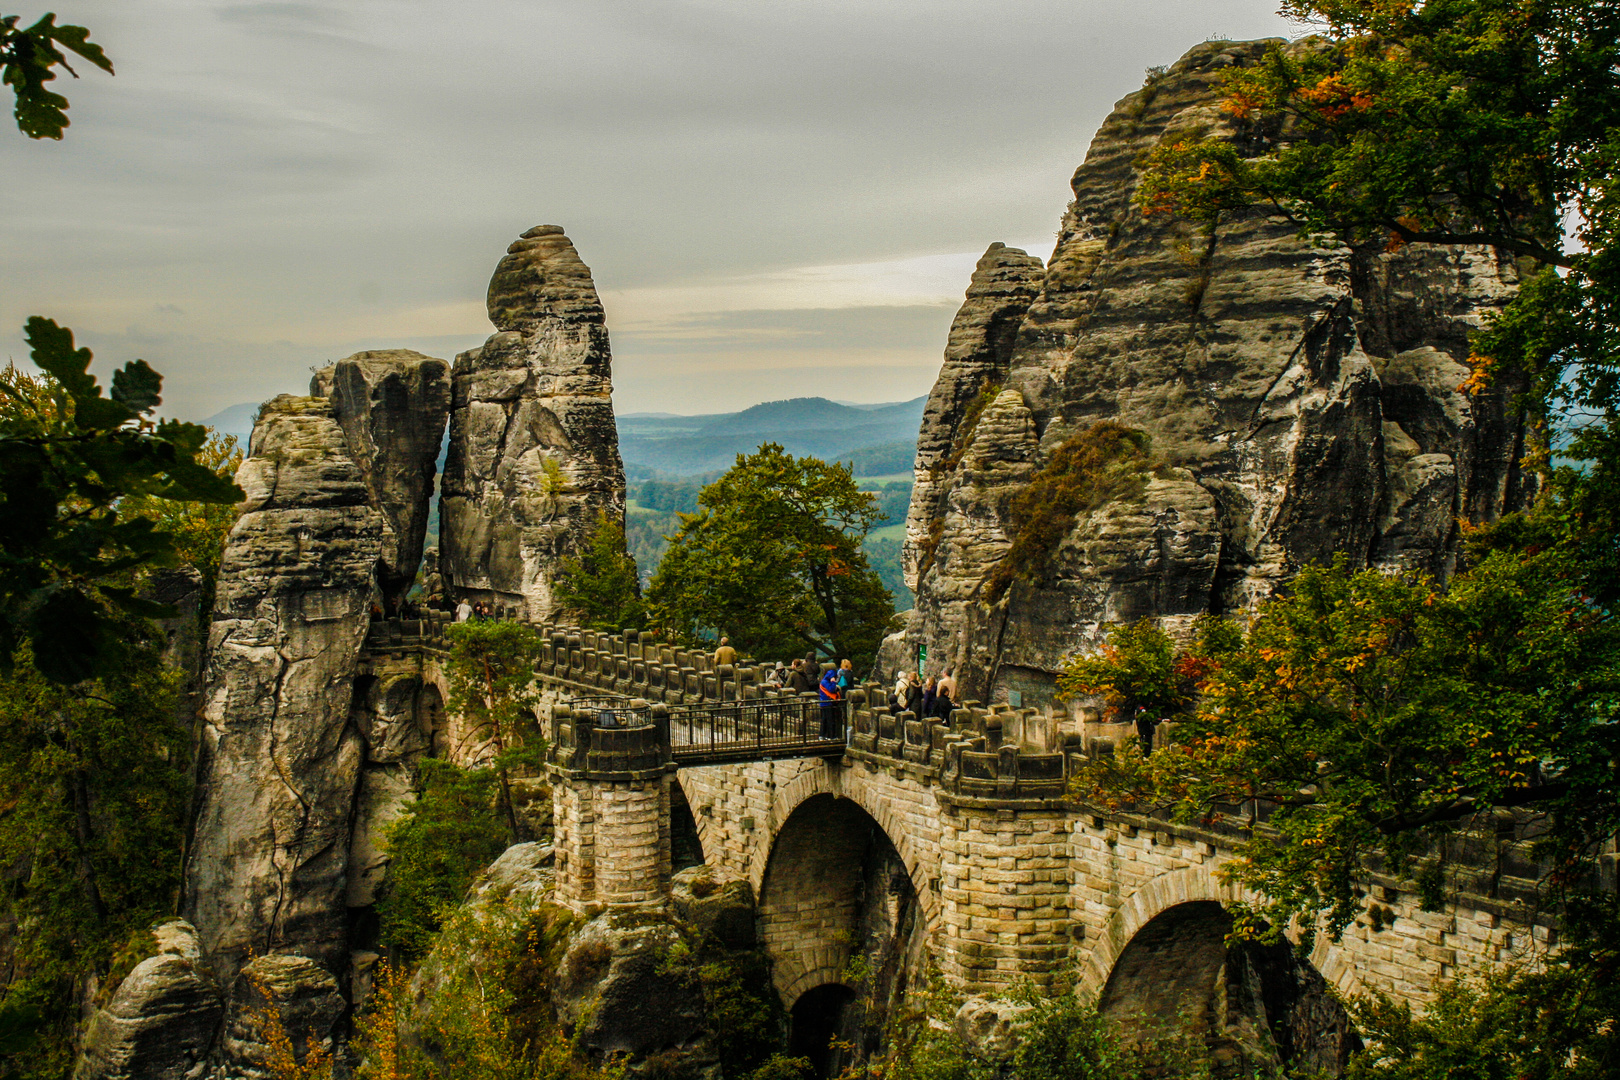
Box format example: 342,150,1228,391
74,921,222,1080
184,394,386,984
184,347,451,990
903,245,1045,587
899,39,1535,704
439,226,628,620
311,351,452,605
216,956,346,1078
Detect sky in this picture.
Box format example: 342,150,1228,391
2,1,1303,421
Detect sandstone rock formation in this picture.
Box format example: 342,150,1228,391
902,245,1045,586
184,349,451,991
440,226,628,620
311,350,452,605
184,394,388,984
899,39,1535,704
216,955,346,1078
74,921,222,1080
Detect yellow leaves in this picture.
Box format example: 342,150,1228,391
1460,353,1497,396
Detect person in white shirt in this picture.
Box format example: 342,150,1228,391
455,598,472,622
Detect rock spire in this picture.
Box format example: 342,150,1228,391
439,225,628,620
895,39,1534,704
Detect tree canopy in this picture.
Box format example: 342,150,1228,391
646,444,893,667
552,512,645,632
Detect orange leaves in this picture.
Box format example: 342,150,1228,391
1460,352,1498,396
1297,73,1377,122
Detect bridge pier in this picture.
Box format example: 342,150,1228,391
938,800,1073,992
549,707,673,913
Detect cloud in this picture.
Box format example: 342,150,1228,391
1,1,1300,417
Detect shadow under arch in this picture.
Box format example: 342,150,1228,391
1096,899,1362,1076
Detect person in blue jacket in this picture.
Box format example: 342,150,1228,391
818,667,843,739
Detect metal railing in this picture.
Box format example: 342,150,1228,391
665,696,846,765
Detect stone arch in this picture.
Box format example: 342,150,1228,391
667,776,705,873
757,791,926,1007
747,764,939,927
1088,868,1362,1075
1080,865,1362,1003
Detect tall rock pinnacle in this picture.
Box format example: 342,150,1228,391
439,225,628,620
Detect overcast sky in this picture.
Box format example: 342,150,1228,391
2,1,1301,420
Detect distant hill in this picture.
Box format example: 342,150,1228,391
619,395,925,477
197,395,925,480
201,402,260,443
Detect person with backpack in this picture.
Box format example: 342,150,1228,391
836,659,854,697
818,666,843,739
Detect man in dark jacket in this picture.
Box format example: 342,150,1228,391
1135,707,1157,753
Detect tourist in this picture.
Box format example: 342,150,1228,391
818,665,842,738
836,658,854,696
804,651,819,678
454,598,472,622
787,659,815,694
932,676,955,720
904,671,924,716
920,676,937,718
767,663,787,689
892,669,909,710
1135,707,1157,753
938,669,957,701
714,636,738,667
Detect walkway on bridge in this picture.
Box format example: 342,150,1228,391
562,695,847,767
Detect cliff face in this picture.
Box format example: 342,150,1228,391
900,39,1534,704
183,351,451,992
439,225,627,620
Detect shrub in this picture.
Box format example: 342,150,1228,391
377,760,508,961
986,422,1153,601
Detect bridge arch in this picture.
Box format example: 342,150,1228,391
756,787,931,1008
1081,865,1362,1002
1088,867,1362,1074
746,765,940,928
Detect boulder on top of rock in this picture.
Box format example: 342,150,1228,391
670,865,756,949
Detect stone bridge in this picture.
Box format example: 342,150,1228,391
362,615,1549,1047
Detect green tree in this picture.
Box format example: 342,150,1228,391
646,444,893,667
1059,614,1241,721
0,320,242,684
552,513,644,632
0,639,192,1079
376,760,507,962
2,11,111,138
443,621,545,840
